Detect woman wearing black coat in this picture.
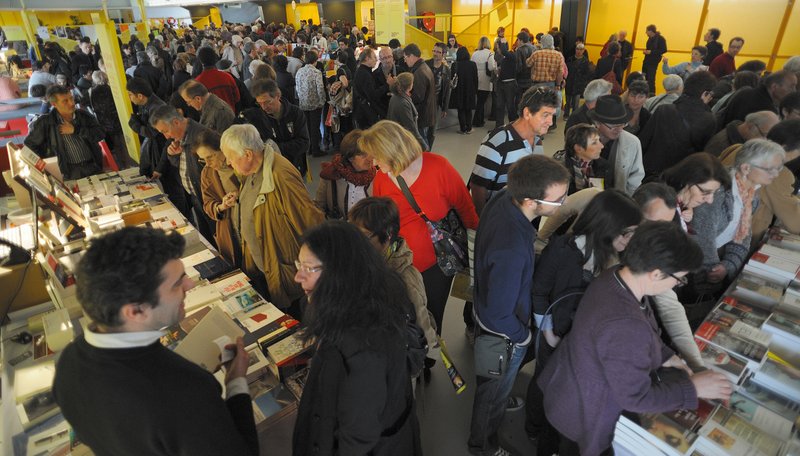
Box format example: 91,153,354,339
292,221,421,456
450,46,478,134
594,42,623,87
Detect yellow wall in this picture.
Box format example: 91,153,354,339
35,11,99,26
286,3,321,29
585,0,796,94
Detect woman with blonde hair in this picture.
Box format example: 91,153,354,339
386,72,428,150
471,36,496,128
360,120,478,340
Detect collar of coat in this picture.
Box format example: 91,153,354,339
254,141,278,206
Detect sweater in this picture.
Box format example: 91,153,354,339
538,269,697,455
473,190,535,345
373,153,479,272
196,68,241,112
53,336,258,456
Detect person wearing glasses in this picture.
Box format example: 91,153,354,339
539,221,732,456
220,124,324,315
587,94,644,195
640,71,718,180
292,221,421,456
236,79,312,179
691,139,785,292
468,155,569,456
717,121,800,250
525,189,642,455
659,152,731,233
705,110,780,157
195,128,241,266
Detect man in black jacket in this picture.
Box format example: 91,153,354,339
24,85,104,179
70,38,97,84
134,51,169,100
703,28,723,66
642,25,668,96
237,79,311,178
126,77,189,219
53,227,258,456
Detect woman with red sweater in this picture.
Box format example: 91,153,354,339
359,120,479,337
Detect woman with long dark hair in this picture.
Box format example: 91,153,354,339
292,221,421,456
526,189,642,455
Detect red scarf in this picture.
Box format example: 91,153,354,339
319,154,376,187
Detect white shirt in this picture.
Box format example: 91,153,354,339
85,324,248,398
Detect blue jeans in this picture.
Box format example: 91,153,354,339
468,336,528,455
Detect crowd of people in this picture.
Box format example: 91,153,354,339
20,15,799,456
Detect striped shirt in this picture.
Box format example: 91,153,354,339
469,124,544,192
57,114,94,164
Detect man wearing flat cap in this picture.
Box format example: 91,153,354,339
588,94,644,195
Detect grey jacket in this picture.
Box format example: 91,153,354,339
387,93,428,151
690,182,756,278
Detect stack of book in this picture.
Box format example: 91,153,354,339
614,237,800,456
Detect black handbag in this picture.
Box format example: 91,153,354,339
405,312,429,378
396,176,468,277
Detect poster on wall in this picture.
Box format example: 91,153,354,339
36,26,51,41
374,0,404,45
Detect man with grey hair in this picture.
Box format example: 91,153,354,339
526,34,565,129
705,110,780,157
150,104,216,244
644,74,684,112
565,78,613,134
783,56,800,90
220,124,323,312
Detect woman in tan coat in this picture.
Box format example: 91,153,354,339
196,129,241,265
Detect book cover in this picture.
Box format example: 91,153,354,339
245,343,272,383
738,377,800,427
222,288,265,316
14,359,56,402
236,301,284,333
266,332,311,367
748,251,800,282
193,256,234,281
695,320,767,365
183,282,223,312
174,306,245,372
284,367,310,402
751,358,800,402
257,316,301,349
638,413,696,453
728,391,794,440
213,272,252,298
695,338,748,383
762,312,800,345
768,230,800,252
732,273,784,309
778,287,800,318
708,407,786,455
714,297,770,329
16,390,59,430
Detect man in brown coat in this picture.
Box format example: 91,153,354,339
403,44,437,143
220,124,324,314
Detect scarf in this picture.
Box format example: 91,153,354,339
319,153,376,187
733,172,756,244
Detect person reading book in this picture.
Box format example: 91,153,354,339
53,227,259,456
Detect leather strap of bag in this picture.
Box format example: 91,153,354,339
396,175,434,225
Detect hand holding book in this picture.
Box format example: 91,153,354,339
224,336,249,385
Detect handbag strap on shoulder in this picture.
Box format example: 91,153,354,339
396,175,434,224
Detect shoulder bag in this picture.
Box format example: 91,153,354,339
396,175,468,277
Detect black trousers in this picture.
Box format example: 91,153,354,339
457,108,473,132
304,108,323,156
495,80,518,128
525,337,559,455
473,90,490,126
421,265,454,336
642,61,659,95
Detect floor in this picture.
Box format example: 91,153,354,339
303,109,566,456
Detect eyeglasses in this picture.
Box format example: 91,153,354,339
668,272,689,287
693,183,718,196
752,164,783,175
621,227,637,238
533,192,568,207
294,260,323,274
601,122,628,131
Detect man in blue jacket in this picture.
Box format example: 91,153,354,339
468,155,569,456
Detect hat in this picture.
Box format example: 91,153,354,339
589,95,632,124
